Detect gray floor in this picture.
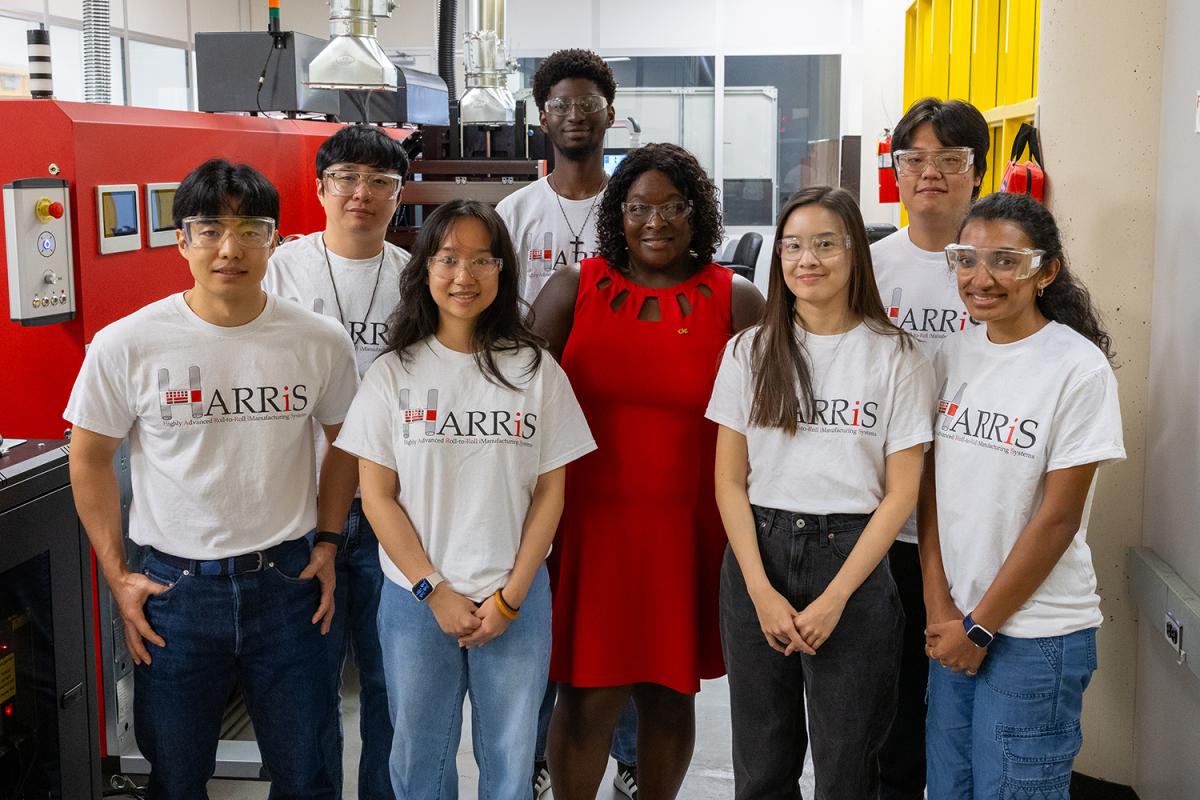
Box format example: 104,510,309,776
204,668,817,799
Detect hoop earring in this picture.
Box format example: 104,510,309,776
1037,286,1045,297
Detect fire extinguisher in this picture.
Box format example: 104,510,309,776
878,130,899,204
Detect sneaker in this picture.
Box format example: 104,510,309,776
613,761,638,799
532,760,551,799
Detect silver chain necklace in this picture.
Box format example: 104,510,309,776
322,235,385,328
549,174,606,245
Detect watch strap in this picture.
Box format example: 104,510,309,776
314,531,344,552
963,612,995,647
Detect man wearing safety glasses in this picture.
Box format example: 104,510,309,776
869,97,991,800
65,159,359,798
264,125,411,799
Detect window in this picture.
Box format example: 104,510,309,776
129,39,189,111
0,15,36,98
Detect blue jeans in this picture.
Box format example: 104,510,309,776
135,538,335,800
534,683,638,765
926,628,1097,799
317,501,393,799
378,566,551,800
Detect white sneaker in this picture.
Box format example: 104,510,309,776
532,761,551,799
613,762,638,799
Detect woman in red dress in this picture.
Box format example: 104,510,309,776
532,143,764,799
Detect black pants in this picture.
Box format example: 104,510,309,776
878,540,927,800
720,506,903,800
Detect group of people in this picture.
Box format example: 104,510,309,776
65,46,1124,800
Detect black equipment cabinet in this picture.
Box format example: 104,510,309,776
0,440,101,800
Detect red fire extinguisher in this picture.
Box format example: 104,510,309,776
878,130,899,204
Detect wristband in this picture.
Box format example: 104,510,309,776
493,589,520,621
314,531,344,552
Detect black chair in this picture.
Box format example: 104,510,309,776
717,231,764,282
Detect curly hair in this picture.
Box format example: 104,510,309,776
959,193,1115,362
595,143,723,270
532,49,617,109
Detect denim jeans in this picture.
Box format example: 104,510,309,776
316,501,393,799
135,537,335,800
926,627,1097,799
880,540,928,800
534,683,638,764
378,565,551,800
720,506,903,800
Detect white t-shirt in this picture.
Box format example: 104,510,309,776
931,322,1125,638
334,336,597,601
872,226,981,542
495,176,603,304
705,322,934,515
64,294,359,559
264,232,410,377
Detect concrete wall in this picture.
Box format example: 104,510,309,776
1135,0,1200,795
1037,0,1166,784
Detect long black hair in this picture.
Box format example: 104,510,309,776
383,200,544,388
958,193,1115,362
595,142,723,270
749,187,911,434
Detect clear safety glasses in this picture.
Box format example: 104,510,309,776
621,201,692,223
944,244,1045,280
180,216,277,249
776,235,852,263
321,170,404,199
426,255,504,280
892,147,974,176
544,94,609,116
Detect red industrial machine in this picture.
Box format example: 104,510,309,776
0,100,408,439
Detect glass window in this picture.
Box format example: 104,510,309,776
0,15,36,98
128,39,188,110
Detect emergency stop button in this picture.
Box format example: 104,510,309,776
35,197,64,222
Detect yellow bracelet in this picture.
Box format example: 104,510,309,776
493,589,519,621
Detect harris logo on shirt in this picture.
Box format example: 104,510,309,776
399,387,536,444
885,288,978,336
935,379,1039,454
798,398,880,433
525,232,598,273
156,365,307,425
291,296,388,348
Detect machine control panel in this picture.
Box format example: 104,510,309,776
3,178,75,326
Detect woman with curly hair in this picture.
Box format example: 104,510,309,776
532,142,764,798
921,193,1125,796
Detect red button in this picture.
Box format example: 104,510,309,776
48,201,64,219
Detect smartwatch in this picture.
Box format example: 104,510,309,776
412,571,445,602
963,613,995,648
314,530,345,552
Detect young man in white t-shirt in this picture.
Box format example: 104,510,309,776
65,160,359,798
496,48,615,306
264,125,410,800
869,98,990,800
496,49,641,799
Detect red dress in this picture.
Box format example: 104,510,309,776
550,257,732,694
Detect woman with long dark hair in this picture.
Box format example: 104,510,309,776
333,200,596,798
921,192,1124,796
707,186,934,798
532,142,764,799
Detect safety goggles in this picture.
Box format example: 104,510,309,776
892,147,974,176
944,244,1045,280
180,216,277,249
544,94,609,116
426,255,503,279
776,235,852,263
321,170,404,199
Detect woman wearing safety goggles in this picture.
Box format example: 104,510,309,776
921,193,1125,796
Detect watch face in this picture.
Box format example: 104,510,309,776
413,579,432,601
966,625,992,647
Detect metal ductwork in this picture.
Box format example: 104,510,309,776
82,0,112,103
460,0,515,124
307,0,398,91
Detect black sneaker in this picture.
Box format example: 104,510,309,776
613,761,638,799
532,759,551,799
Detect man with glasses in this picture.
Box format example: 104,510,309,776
65,159,359,798
870,97,990,800
497,48,616,306
264,125,411,800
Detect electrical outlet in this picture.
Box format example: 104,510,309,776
1165,611,1184,656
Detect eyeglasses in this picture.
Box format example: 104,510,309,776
426,255,504,279
180,216,277,249
776,235,851,262
544,94,609,116
944,244,1045,280
892,147,975,176
322,170,404,199
621,201,692,223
